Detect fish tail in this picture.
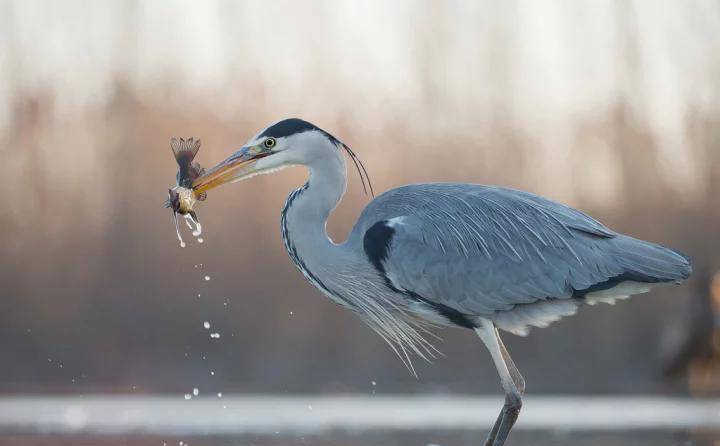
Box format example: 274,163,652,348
170,137,202,165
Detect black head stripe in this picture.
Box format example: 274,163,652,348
259,118,374,196
259,118,320,139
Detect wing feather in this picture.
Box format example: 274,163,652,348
354,184,690,318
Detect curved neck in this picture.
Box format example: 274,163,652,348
293,149,347,238
281,149,348,282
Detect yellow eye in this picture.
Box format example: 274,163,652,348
263,137,277,149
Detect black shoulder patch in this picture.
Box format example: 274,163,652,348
364,220,478,330
259,118,320,139
363,220,395,275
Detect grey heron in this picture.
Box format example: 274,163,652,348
190,118,692,446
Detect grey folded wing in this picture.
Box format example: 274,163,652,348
359,184,691,318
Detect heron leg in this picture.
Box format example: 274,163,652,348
496,327,525,395
475,321,524,446
481,329,525,446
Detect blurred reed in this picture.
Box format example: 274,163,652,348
0,0,718,394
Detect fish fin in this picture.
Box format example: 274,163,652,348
166,188,181,211
188,162,206,182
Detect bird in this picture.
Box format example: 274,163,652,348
190,118,692,446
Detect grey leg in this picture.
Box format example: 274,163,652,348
490,392,522,446
475,321,524,446
482,406,505,446
495,328,525,395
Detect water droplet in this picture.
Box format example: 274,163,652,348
204,275,210,281
289,311,294,315
210,371,215,376
192,388,199,396
192,223,202,237
198,238,204,243
210,332,221,339
184,394,192,400
184,213,203,237
174,212,186,247
217,392,223,398
371,381,376,386
203,321,210,329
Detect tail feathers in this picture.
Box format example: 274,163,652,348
612,235,692,284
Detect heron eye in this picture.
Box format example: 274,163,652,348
263,138,277,149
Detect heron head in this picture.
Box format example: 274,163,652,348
192,118,372,195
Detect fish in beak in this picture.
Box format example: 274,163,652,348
165,141,272,247
165,137,206,247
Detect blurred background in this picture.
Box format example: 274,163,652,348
1,0,719,405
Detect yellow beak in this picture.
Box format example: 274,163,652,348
191,147,269,196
